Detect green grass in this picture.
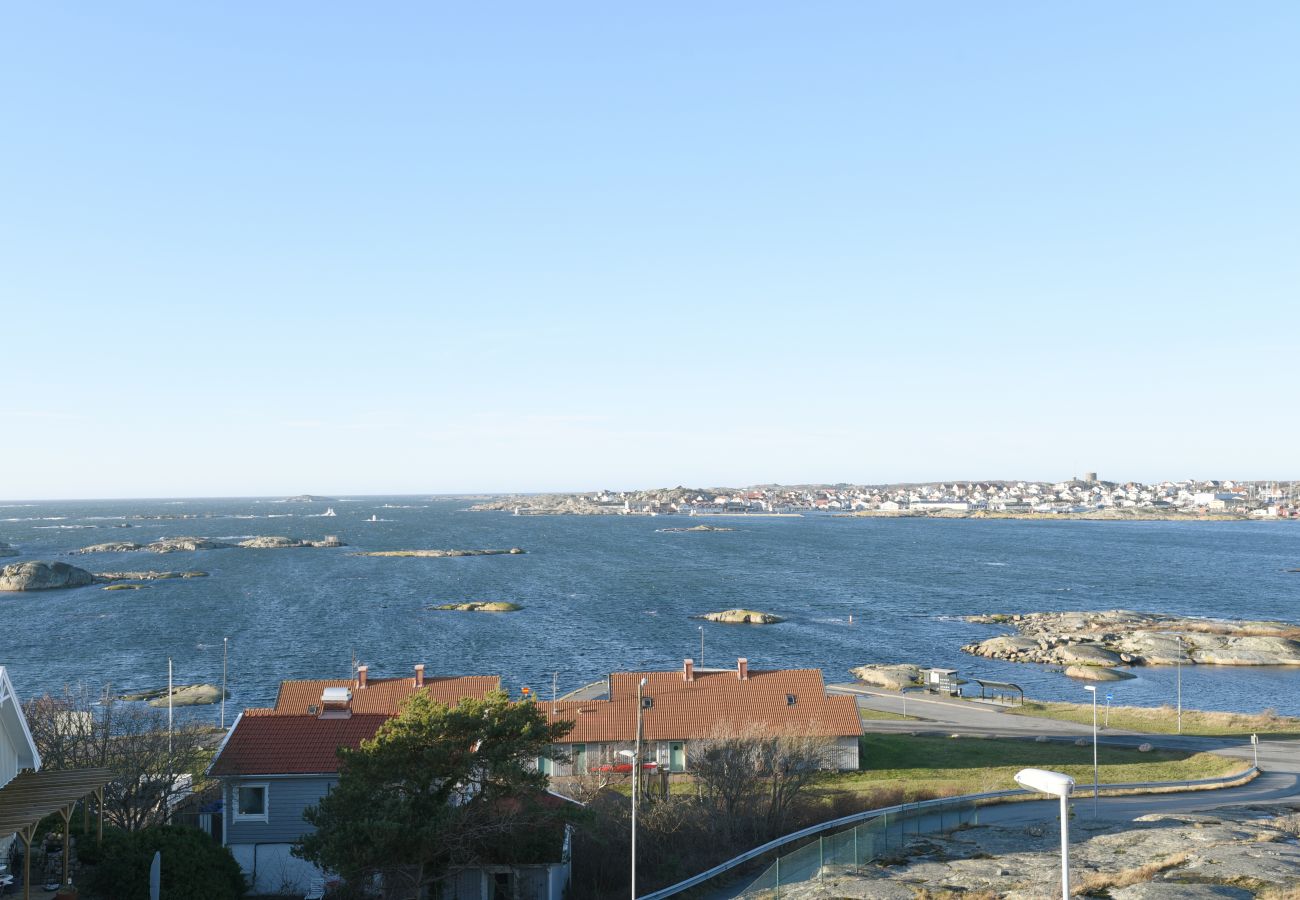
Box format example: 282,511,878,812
859,707,915,722
1006,700,1300,737
813,734,1246,803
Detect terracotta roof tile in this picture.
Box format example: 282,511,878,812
211,673,502,776
208,713,390,775
545,668,860,743
272,675,501,715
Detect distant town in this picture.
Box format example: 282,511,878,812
471,476,1300,519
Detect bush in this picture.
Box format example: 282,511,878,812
85,826,244,900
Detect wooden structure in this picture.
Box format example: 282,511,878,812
0,767,113,899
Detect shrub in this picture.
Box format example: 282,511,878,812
85,825,244,900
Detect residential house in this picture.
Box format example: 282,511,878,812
1,666,41,869
541,659,861,777
208,665,559,897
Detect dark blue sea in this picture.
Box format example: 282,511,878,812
2,497,1298,717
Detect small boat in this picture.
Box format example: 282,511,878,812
322,507,337,517
367,515,379,523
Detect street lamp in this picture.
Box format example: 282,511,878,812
1176,635,1183,734
698,626,704,669
630,676,649,899
1014,768,1076,900
1083,685,1098,815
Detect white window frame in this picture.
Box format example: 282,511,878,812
233,781,270,822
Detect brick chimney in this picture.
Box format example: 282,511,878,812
737,657,749,681
357,664,368,689
684,659,694,682
414,664,425,688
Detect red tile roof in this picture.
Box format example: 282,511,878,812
544,667,860,743
210,673,502,776
208,712,390,775
272,675,501,715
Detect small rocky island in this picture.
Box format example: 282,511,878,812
75,535,344,554
238,535,345,549
656,524,735,533
0,561,97,591
693,609,784,625
964,609,1300,669
356,548,525,558
427,601,523,612
121,684,226,707
96,571,209,581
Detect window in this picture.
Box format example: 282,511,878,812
235,783,268,821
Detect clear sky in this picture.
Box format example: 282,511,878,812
2,3,1297,499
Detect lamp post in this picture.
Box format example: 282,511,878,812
221,637,229,730
698,626,704,669
1083,685,1098,815
1176,635,1183,735
1015,768,1075,900
633,676,649,899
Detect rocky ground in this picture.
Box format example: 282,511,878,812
74,535,344,553
657,524,735,533
851,664,924,691
121,684,226,707
964,610,1300,670
0,561,96,591
777,804,1300,898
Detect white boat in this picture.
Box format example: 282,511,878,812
322,507,337,517
367,515,379,523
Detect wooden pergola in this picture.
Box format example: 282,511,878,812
0,768,113,900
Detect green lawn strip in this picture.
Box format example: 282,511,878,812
859,707,914,722
1005,699,1300,737
812,734,1245,803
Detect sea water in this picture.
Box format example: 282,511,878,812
1,497,1297,717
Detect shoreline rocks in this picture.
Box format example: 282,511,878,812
427,601,523,612
1064,665,1136,681
0,561,97,591
964,609,1300,668
850,663,923,691
356,548,525,558
692,609,784,625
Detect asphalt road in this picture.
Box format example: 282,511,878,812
827,682,1300,824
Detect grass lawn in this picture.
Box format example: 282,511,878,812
1005,700,1300,737
859,707,915,722
812,734,1247,804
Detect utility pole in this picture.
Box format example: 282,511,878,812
221,637,229,730
632,676,648,900
1176,635,1183,735
167,657,173,757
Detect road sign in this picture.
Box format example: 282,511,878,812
1105,693,1113,702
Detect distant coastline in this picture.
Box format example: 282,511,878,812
469,479,1298,520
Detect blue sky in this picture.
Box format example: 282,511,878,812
2,3,1297,499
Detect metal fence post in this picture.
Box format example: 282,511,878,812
853,824,859,871
774,854,781,899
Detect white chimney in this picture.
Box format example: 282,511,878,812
684,659,695,682
357,664,368,689
414,664,425,688
737,658,749,681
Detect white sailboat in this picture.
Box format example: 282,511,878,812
367,514,379,523
322,507,337,517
